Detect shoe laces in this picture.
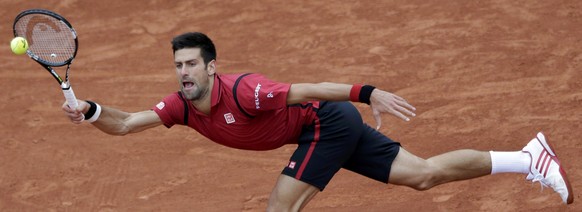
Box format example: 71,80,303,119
531,173,549,191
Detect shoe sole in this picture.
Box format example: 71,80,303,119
536,132,574,204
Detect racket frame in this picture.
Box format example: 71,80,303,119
13,9,82,112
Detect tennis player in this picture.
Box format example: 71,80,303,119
62,32,573,211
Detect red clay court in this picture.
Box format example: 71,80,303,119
0,1,580,211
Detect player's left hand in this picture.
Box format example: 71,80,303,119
369,89,416,130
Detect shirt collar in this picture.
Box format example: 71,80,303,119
211,74,221,107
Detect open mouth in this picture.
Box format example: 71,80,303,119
182,82,194,88
183,81,195,89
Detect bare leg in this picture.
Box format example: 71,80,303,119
389,148,492,190
267,175,320,212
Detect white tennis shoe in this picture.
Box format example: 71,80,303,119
522,132,573,204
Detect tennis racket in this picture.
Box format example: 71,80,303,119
13,9,81,114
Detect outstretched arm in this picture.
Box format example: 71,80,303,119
62,100,163,135
288,83,416,129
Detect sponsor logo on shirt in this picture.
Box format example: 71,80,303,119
288,161,296,169
267,91,273,98
254,83,261,109
156,102,165,110
224,113,235,124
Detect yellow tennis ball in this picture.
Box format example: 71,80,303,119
10,37,28,55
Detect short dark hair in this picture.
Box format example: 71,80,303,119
171,32,216,65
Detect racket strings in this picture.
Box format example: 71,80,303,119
14,14,76,65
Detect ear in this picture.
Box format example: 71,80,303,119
206,59,216,76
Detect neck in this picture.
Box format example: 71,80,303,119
190,75,214,115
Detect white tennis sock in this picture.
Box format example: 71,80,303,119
489,151,530,174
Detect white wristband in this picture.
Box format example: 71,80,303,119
86,103,102,123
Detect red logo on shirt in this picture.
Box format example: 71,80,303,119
224,113,235,124
254,83,262,109
156,102,165,110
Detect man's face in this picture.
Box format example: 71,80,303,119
174,48,215,101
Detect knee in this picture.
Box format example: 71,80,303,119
408,166,441,191
267,191,300,212
266,198,294,212
266,204,286,212
411,178,435,191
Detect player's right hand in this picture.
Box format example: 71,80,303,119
62,100,89,124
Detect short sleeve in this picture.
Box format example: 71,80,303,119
235,74,290,116
152,92,186,128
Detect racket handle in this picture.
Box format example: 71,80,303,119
61,82,81,115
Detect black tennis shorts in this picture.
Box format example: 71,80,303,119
282,101,401,190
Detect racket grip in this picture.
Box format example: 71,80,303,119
61,82,80,111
